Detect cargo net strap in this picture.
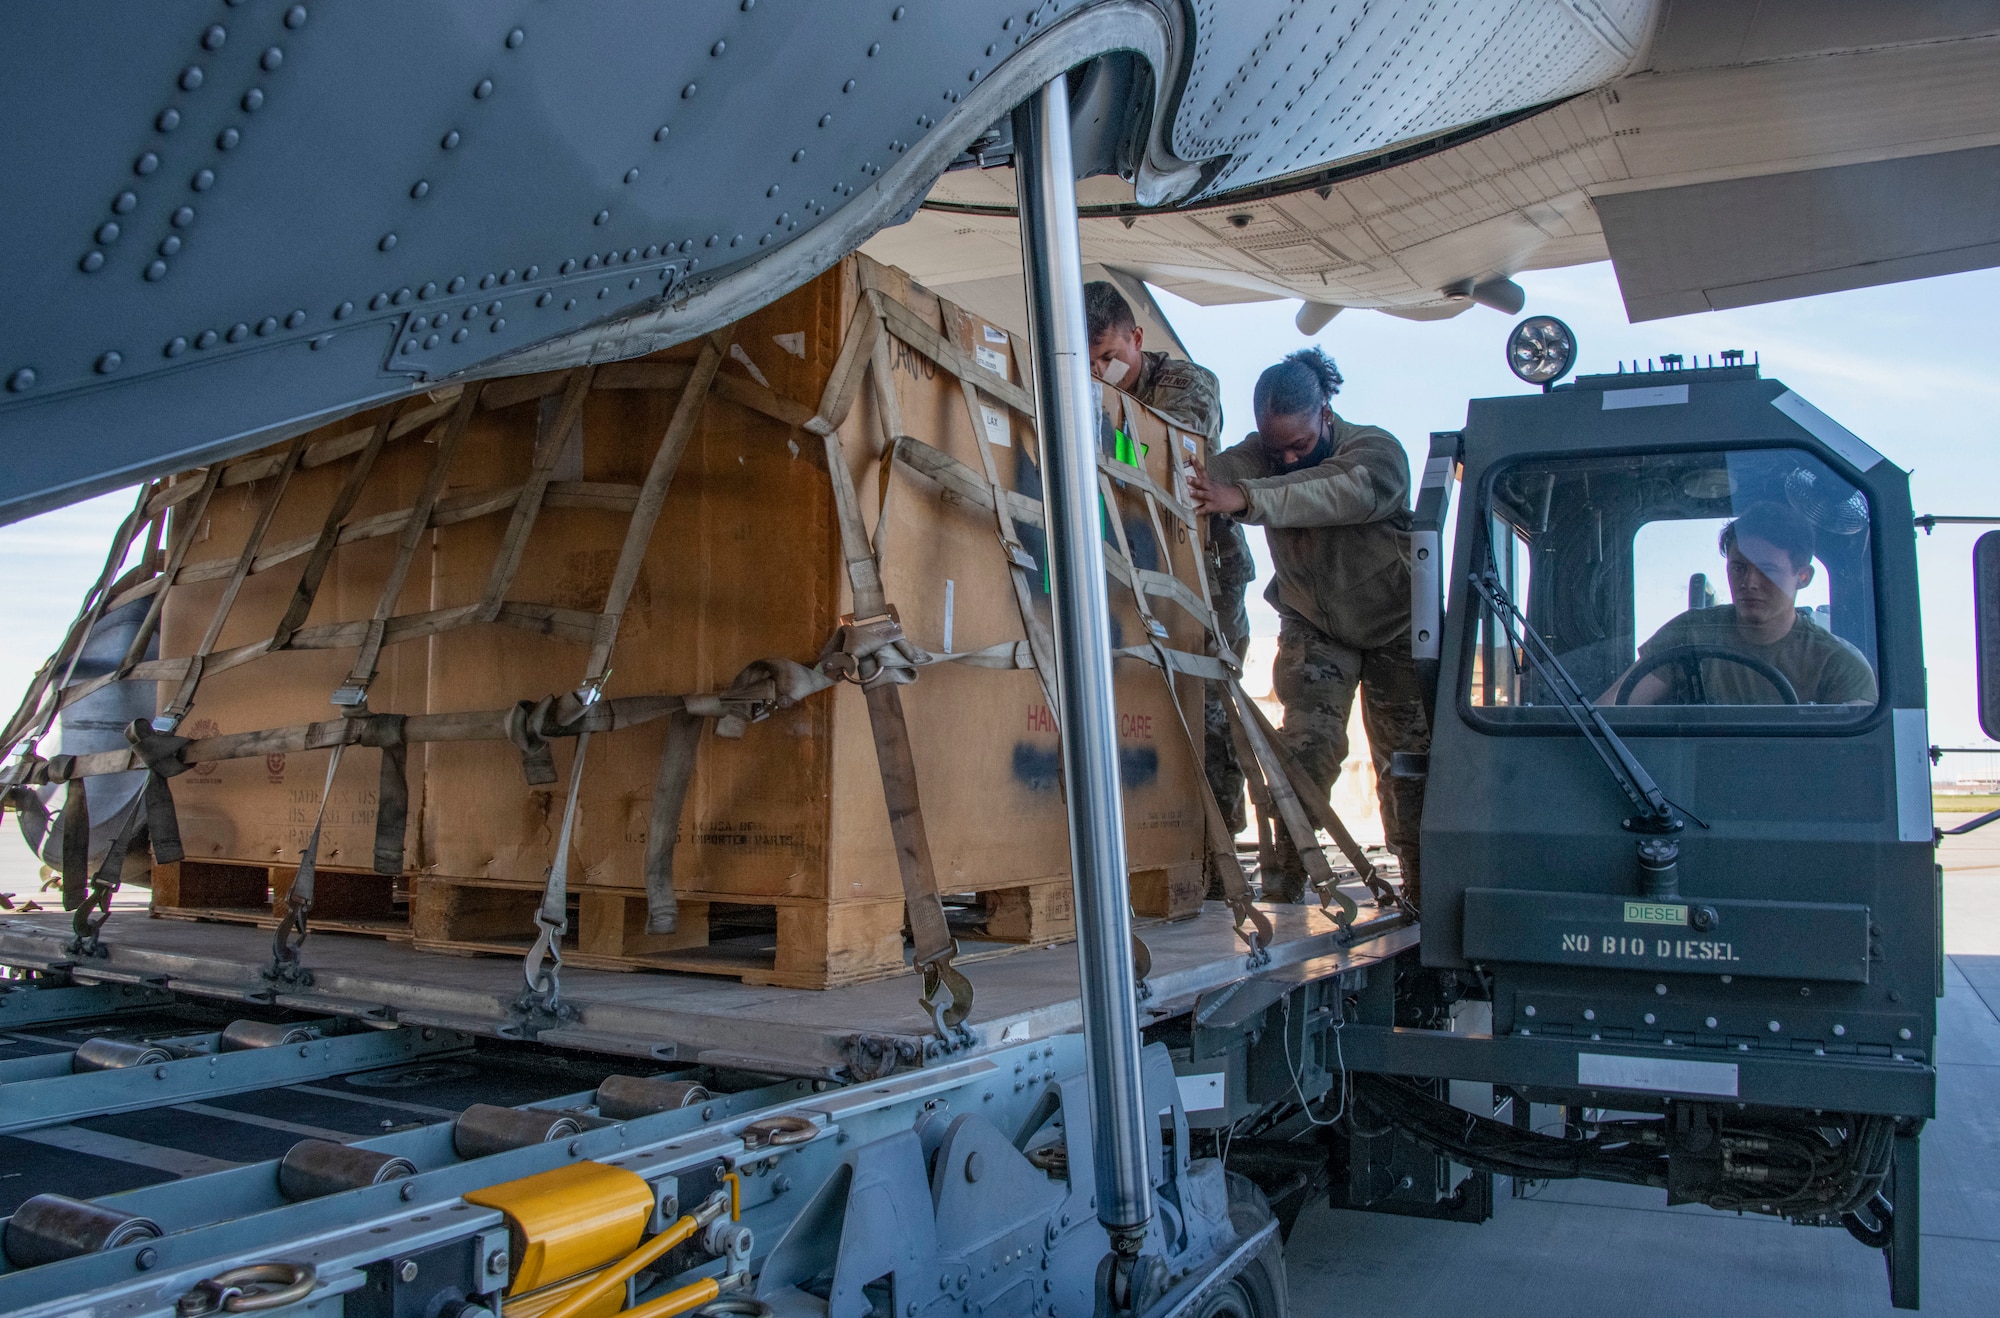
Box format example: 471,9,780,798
0,271,1390,1011
869,290,1390,935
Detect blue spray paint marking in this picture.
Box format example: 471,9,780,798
1120,745,1159,787
1012,743,1062,794
1011,743,1160,792
1123,515,1161,571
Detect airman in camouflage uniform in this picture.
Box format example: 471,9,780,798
1085,283,1253,885
1189,348,1429,911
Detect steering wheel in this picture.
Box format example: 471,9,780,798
1615,644,1799,706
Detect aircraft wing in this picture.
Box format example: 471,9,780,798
3,1,1994,524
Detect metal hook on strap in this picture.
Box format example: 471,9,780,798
523,916,564,1011
267,740,348,985
920,956,975,1047
1229,895,1275,968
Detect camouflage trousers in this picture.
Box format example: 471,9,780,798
1202,527,1254,897
1263,616,1430,909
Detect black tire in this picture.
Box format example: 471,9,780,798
1181,1173,1287,1318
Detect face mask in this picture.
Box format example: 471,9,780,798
1097,356,1130,388
1275,424,1335,474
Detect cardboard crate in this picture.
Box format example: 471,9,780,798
140,254,1214,984
415,254,1209,984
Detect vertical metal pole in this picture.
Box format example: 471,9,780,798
1013,77,1154,1257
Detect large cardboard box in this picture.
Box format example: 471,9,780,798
419,254,1209,981
149,254,1212,984
829,260,1207,908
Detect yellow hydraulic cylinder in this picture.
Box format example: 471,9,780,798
462,1160,655,1298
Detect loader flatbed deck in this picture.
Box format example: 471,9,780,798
0,897,1416,1078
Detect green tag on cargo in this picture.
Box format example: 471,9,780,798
1624,901,1687,926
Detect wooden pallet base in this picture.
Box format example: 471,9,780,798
151,861,411,941
149,857,1204,989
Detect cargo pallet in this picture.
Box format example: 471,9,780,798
149,858,1199,988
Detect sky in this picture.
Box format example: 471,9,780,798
1159,260,2000,781
0,260,1995,785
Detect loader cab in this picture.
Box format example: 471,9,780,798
1420,364,1936,1116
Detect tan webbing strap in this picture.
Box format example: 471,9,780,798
525,340,724,1003
1098,470,1171,646
269,740,346,978
809,303,888,608
480,369,593,623
118,464,224,679
874,293,1038,416
640,709,703,935
806,303,971,1037
1128,398,1236,664
162,431,312,726
272,406,401,650
640,655,847,935
585,339,724,683
1226,702,1282,882
1224,682,1357,926
866,330,905,566
337,387,480,707
935,302,1061,714
1,482,157,763
1149,644,1274,956
1238,691,1399,907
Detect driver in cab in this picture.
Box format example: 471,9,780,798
1607,501,1876,707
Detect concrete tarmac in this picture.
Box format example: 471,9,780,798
1284,816,2000,1317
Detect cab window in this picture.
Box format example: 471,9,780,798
1465,447,1878,728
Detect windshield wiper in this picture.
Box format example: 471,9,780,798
1469,568,1695,836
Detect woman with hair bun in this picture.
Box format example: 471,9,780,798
1188,348,1428,909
